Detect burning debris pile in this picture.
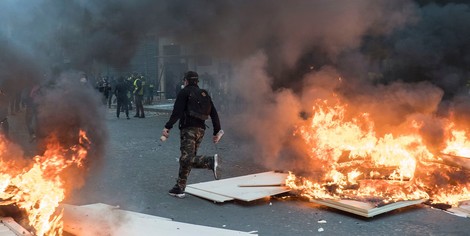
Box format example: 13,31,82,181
285,98,470,207
0,131,91,235
0,78,106,235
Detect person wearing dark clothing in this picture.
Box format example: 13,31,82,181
108,77,117,108
96,77,111,105
0,90,9,138
162,71,224,198
103,79,111,102
133,76,145,118
115,77,130,119
145,82,154,105
126,76,134,111
25,85,41,141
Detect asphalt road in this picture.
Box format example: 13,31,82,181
64,108,470,236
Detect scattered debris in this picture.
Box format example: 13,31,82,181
185,171,289,202
445,200,470,218
440,153,470,171
186,171,442,220
310,198,425,217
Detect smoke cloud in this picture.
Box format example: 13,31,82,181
225,0,470,173
1,0,469,182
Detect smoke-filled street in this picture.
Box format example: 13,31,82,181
55,108,468,236
1,0,470,235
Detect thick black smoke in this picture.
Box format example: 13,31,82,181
381,3,470,98
1,0,469,177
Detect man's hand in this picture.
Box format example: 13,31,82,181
161,128,170,141
162,128,170,137
213,130,224,144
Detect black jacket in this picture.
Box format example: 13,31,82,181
165,84,221,135
114,81,129,100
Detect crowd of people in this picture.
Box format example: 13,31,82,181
95,73,156,119
0,72,159,155
94,70,226,199
0,70,225,200
98,70,226,199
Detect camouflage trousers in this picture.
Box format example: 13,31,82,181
176,127,214,190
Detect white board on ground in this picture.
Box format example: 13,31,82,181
184,186,234,202
60,203,257,236
186,171,290,202
0,217,33,236
310,199,425,217
447,200,470,217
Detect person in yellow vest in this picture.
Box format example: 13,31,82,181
133,75,145,118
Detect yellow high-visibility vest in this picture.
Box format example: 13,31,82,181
134,78,145,95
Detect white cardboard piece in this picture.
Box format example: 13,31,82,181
185,171,290,202
310,199,425,217
60,203,257,236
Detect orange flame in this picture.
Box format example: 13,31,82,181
442,125,470,157
0,130,90,236
287,99,470,206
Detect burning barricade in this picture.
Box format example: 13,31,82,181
285,98,470,215
0,130,91,236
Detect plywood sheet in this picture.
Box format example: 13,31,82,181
237,171,288,187
79,203,172,221
440,153,470,170
60,203,257,236
184,186,234,202
186,171,290,202
310,199,425,217
447,207,470,218
189,185,289,202
447,200,470,217
458,200,470,212
0,217,32,236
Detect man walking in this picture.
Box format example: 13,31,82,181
162,71,224,198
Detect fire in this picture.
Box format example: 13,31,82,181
442,126,470,157
287,99,470,206
0,130,90,236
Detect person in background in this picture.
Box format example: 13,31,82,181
126,75,134,111
108,76,117,108
133,75,145,118
161,70,224,198
24,84,41,142
96,77,110,105
114,76,130,119
145,80,154,105
0,89,9,138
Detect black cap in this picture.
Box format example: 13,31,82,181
184,71,199,82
